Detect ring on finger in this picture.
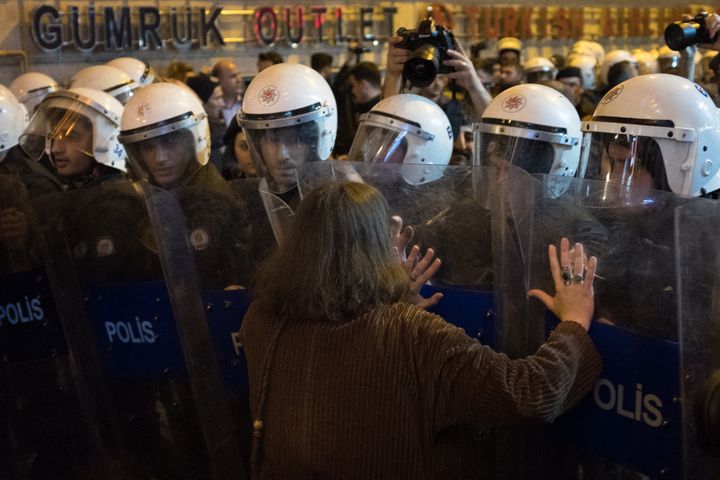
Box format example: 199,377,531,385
571,274,584,284
561,266,572,285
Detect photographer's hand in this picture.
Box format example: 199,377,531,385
383,35,410,98
444,43,492,116
701,13,720,50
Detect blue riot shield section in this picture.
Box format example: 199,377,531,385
0,267,66,362
33,179,248,479
83,281,186,379
548,319,682,477
525,174,705,479
423,285,496,347
203,288,252,394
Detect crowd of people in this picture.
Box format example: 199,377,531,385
2,11,720,479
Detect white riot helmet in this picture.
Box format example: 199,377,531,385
568,53,598,90
237,63,337,194
631,49,659,75
9,72,59,115
348,93,453,185
19,87,126,172
523,57,557,83
118,82,209,189
479,83,582,177
107,57,156,87
0,84,29,158
70,65,139,105
600,50,637,87
583,74,720,197
570,40,605,66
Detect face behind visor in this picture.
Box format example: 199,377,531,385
123,129,198,189
584,133,672,197
243,121,320,194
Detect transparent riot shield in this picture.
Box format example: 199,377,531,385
297,161,540,477
676,199,720,479
299,161,492,288
526,174,687,479
35,179,247,479
0,174,109,479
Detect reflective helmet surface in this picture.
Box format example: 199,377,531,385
348,93,453,185
480,83,582,177
583,74,720,196
0,84,29,155
70,65,139,104
19,87,126,171
118,82,210,188
107,57,156,87
9,72,59,115
237,63,337,193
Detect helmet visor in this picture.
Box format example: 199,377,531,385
19,96,101,162
476,131,556,175
347,124,409,164
123,129,198,189
585,133,671,191
243,121,320,194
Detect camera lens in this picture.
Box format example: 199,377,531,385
403,44,440,87
664,21,701,51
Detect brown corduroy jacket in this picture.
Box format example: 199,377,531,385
240,301,602,479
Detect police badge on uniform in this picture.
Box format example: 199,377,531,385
189,228,210,251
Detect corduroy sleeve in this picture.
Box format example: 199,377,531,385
409,310,602,434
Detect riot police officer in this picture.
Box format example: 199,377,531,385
19,87,127,189
119,82,252,290
8,71,59,115
237,64,337,238
70,65,139,105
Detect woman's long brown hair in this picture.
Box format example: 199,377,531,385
253,180,410,322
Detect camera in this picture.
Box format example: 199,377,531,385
665,11,719,50
348,43,371,56
396,19,455,88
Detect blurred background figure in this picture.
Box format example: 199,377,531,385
311,53,334,83
493,63,523,95
165,61,195,84
524,57,557,83
496,37,522,66
211,59,243,127
631,49,659,75
257,51,284,73
186,73,226,172
221,118,257,180
657,46,682,75
334,61,382,157
556,66,594,119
